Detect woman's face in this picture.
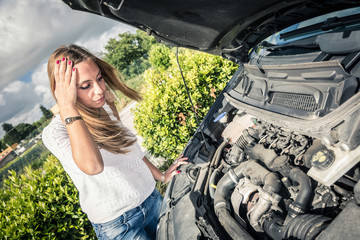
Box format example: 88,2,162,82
75,60,106,108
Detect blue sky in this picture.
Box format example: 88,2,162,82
0,0,135,138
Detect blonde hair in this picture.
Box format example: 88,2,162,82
47,44,142,154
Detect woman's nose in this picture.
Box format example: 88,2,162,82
94,81,104,95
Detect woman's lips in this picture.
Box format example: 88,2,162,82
95,96,105,103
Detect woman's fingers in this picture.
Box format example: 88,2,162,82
53,58,77,107
53,60,61,99
54,59,60,81
171,155,188,168
65,59,73,85
163,155,189,182
58,57,67,81
70,65,77,88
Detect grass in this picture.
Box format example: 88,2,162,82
0,141,50,186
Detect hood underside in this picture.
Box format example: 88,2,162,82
63,0,360,62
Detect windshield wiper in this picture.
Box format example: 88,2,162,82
280,13,360,40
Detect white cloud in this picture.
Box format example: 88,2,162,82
0,0,132,90
0,81,42,123
0,75,56,138
0,0,136,138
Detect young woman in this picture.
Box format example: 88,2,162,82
42,44,187,239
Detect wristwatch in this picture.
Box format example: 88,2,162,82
64,116,83,125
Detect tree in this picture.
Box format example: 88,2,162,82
103,30,157,79
15,123,36,140
2,123,13,133
2,123,20,146
1,122,37,146
40,105,53,119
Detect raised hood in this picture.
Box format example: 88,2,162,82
62,0,360,62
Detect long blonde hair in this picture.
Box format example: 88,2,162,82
47,44,142,154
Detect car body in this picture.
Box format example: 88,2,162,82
62,1,360,239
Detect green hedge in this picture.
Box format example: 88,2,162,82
133,47,238,161
0,155,96,239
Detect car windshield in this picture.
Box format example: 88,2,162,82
264,6,360,46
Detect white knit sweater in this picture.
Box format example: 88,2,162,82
42,104,156,223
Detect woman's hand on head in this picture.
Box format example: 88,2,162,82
163,155,188,183
54,58,77,110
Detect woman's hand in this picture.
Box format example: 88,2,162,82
163,155,188,183
54,58,77,114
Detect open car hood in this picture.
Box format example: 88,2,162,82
62,0,360,62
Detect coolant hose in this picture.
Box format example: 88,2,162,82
204,139,228,198
209,168,221,199
214,164,254,240
286,168,312,220
213,139,229,167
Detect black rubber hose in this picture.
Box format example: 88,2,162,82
204,139,228,196
287,168,312,218
214,167,242,214
217,209,254,240
209,168,221,199
263,170,282,193
263,214,331,240
213,139,229,168
282,214,331,240
262,216,284,240
214,164,254,240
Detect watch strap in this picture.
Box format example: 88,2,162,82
64,116,83,125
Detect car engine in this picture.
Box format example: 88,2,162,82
202,111,360,239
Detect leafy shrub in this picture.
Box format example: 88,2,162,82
149,45,172,70
0,155,96,239
133,48,238,160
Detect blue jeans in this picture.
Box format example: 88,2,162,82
91,188,163,240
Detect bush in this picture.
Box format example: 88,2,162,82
149,45,172,70
0,155,96,239
133,48,238,160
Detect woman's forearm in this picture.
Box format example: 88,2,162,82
142,156,163,181
61,106,104,175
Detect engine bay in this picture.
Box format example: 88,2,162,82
204,112,360,239
173,107,360,240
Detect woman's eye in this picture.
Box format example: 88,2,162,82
97,76,104,82
80,84,90,90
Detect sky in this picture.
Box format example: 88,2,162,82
0,0,136,138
